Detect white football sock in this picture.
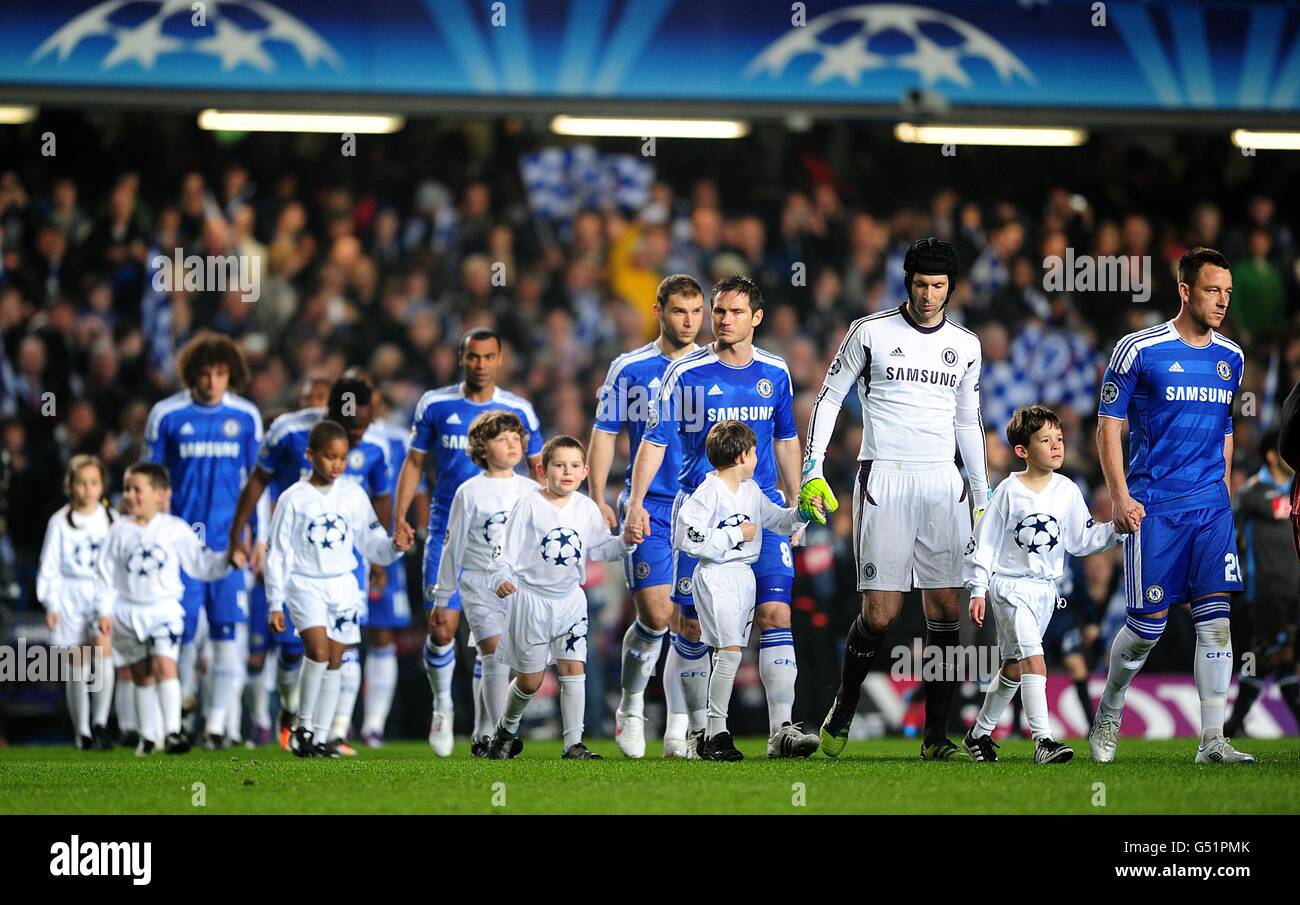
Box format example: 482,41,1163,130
294,657,328,730
620,619,666,715
134,683,159,744
671,637,711,732
67,655,90,738
227,624,249,739
247,663,270,731
424,639,455,714
471,655,484,740
276,655,302,716
973,669,1021,737
330,649,361,741
206,638,241,738
1020,673,1050,741
115,673,137,733
1195,618,1232,744
558,674,586,748
91,655,114,728
158,678,182,736
759,630,797,734
178,642,199,702
1101,625,1157,714
502,680,534,734
707,649,742,738
361,644,398,736
314,668,342,741
662,637,689,740
480,654,511,735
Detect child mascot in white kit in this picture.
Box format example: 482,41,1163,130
96,462,243,755
964,404,1123,763
266,419,414,758
37,454,117,750
674,420,819,761
486,435,639,760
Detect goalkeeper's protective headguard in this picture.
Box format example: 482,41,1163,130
903,236,960,308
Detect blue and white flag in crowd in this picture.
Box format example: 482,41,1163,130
520,146,655,224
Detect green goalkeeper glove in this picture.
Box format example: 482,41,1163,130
798,478,839,526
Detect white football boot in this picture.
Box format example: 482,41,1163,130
615,709,646,759
1195,735,1256,764
767,722,820,758
1089,709,1121,763
428,710,454,757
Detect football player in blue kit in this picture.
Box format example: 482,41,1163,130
624,276,819,758
588,275,704,758
1090,247,1254,764
393,328,543,756
144,332,262,750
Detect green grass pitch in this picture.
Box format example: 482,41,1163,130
2,738,1298,815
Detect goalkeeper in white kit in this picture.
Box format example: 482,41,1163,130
486,435,638,760
964,405,1123,764
675,421,817,760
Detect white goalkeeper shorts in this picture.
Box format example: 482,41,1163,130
988,574,1060,662
852,459,971,592
693,563,757,649
496,583,588,674
284,573,364,646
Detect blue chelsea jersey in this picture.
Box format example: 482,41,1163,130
255,406,391,503
409,384,543,514
143,390,262,552
643,345,797,500
593,342,697,503
1097,321,1244,515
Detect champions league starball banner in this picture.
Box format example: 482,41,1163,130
872,674,1300,739
1,0,1299,112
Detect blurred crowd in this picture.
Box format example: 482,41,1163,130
2,114,1298,724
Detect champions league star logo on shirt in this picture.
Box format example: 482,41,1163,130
482,511,509,544
127,544,167,578
1013,513,1060,554
74,539,103,570
717,513,753,550
541,527,582,566
306,513,348,550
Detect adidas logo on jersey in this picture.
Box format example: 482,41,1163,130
890,347,905,357
179,422,196,435
707,384,724,396
1168,361,1184,372
446,413,462,424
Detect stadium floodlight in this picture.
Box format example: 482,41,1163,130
550,116,750,139
894,123,1087,147
197,110,405,134
1231,129,1300,151
0,106,37,125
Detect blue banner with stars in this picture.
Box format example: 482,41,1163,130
1,1,1297,111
